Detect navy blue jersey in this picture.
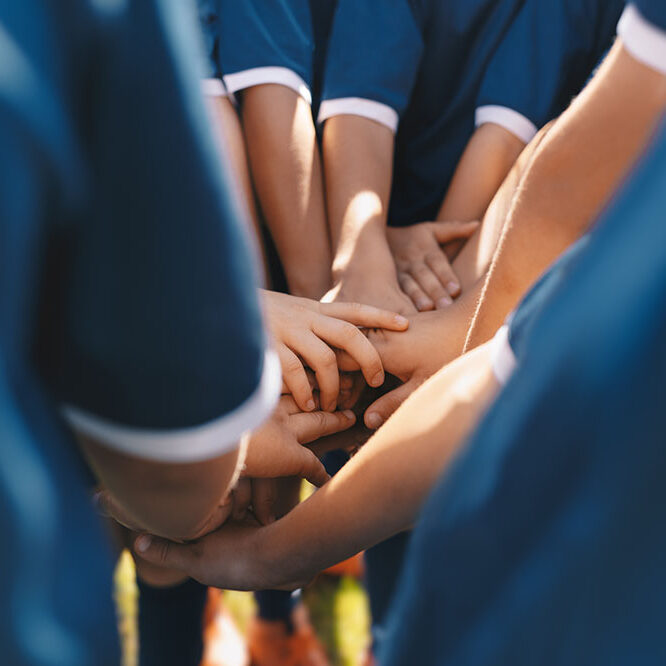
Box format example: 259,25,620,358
198,0,314,102
380,124,666,665
320,0,621,227
0,0,278,661
633,0,666,29
476,0,624,136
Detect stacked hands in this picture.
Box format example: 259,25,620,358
97,221,475,585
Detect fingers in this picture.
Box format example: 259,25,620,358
291,409,356,444
424,251,461,300
318,301,409,331
277,344,315,412
364,380,418,429
251,478,277,526
311,317,386,390
398,272,434,312
134,535,196,575
411,260,454,309
430,220,479,245
292,447,331,487
296,334,341,412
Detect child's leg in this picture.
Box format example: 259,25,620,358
137,577,208,666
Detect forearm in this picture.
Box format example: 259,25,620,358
205,94,267,278
243,84,331,298
259,344,499,587
323,115,395,280
80,435,242,541
465,42,666,350
438,123,526,226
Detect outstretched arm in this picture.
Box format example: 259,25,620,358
131,342,500,590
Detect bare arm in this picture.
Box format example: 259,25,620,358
322,115,416,314
465,41,666,350
438,122,527,225
205,94,268,280
81,436,242,542
132,342,500,590
242,84,331,299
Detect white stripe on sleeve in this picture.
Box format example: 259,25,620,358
490,325,518,386
62,349,281,463
475,105,538,144
618,4,666,75
223,67,312,104
318,98,399,133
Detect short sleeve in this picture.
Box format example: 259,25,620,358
476,0,625,141
214,0,314,103
618,3,666,74
491,237,592,386
318,0,424,132
49,0,280,462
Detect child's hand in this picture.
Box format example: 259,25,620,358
360,311,463,429
133,520,308,592
243,395,355,489
322,267,417,317
263,290,409,412
387,221,478,312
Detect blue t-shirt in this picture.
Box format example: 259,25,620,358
0,0,278,661
477,0,625,135
380,122,666,665
321,0,620,226
198,0,315,103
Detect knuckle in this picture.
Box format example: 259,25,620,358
283,354,304,377
318,348,338,369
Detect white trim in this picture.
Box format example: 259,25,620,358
490,325,517,386
318,98,399,133
223,67,312,104
618,4,666,75
62,349,281,463
201,78,228,98
475,105,537,144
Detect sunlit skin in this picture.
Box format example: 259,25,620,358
243,84,332,299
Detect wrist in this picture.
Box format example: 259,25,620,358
332,223,394,283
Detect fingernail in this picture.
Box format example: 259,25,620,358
268,515,276,525
135,535,152,553
417,300,433,311
367,413,384,429
343,410,356,420
371,372,384,387
447,281,460,295
393,314,409,327
326,401,337,412
437,296,453,308
306,399,316,411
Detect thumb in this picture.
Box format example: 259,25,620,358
430,220,479,244
295,447,331,487
134,534,198,574
364,380,417,429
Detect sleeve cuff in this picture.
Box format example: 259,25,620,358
475,105,538,144
62,349,281,463
222,66,312,104
317,97,399,133
618,4,666,75
201,78,229,98
490,325,518,386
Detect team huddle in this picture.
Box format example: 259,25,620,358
1,1,666,665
